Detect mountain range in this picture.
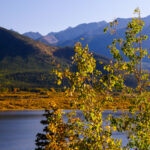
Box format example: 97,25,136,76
1,15,150,89
23,15,150,62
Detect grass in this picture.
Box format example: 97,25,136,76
0,91,72,111
0,90,133,111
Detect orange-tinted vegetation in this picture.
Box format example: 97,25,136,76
0,90,134,111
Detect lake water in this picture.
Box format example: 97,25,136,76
0,111,128,150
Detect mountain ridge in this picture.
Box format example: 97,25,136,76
22,15,150,62
24,21,107,45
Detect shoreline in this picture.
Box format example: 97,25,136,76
0,91,132,112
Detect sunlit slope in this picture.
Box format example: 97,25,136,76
0,27,109,88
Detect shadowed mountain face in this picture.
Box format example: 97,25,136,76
0,28,39,59
0,27,69,88
0,27,110,88
0,27,74,73
0,27,60,60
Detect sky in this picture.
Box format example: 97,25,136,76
0,0,150,35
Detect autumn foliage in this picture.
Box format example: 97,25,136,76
36,9,150,150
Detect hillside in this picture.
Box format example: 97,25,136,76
0,27,110,89
0,27,69,89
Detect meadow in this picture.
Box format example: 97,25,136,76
0,89,133,111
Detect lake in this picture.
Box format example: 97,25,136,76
0,111,128,150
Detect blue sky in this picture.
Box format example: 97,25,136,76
0,0,150,35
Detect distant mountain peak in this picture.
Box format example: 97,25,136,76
23,31,43,40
